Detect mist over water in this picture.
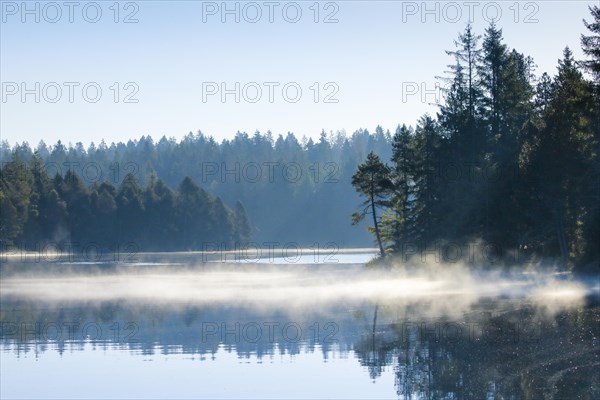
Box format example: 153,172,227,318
1,257,595,314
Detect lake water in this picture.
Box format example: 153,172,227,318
1,250,598,399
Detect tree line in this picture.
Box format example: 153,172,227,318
0,153,252,251
352,8,599,270
1,125,392,248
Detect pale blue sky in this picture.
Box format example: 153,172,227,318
0,1,595,146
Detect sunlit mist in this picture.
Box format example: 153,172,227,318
1,261,594,316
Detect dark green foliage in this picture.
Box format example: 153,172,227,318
351,16,599,270
351,151,394,258
581,5,600,83
142,174,177,249
176,176,212,249
0,162,250,251
519,47,597,267
0,156,33,245
382,124,414,252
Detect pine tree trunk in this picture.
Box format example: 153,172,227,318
371,179,385,259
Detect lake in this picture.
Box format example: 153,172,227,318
1,250,598,399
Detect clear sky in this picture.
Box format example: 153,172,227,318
0,0,596,147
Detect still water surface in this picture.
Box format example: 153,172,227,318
1,250,598,399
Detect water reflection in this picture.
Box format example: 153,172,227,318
1,255,598,399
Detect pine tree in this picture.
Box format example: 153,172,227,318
351,151,394,258
445,23,483,122
176,176,212,250
89,181,117,247
581,5,600,83
410,116,444,244
115,173,144,245
383,124,414,251
142,174,177,249
535,72,553,112
480,22,508,143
